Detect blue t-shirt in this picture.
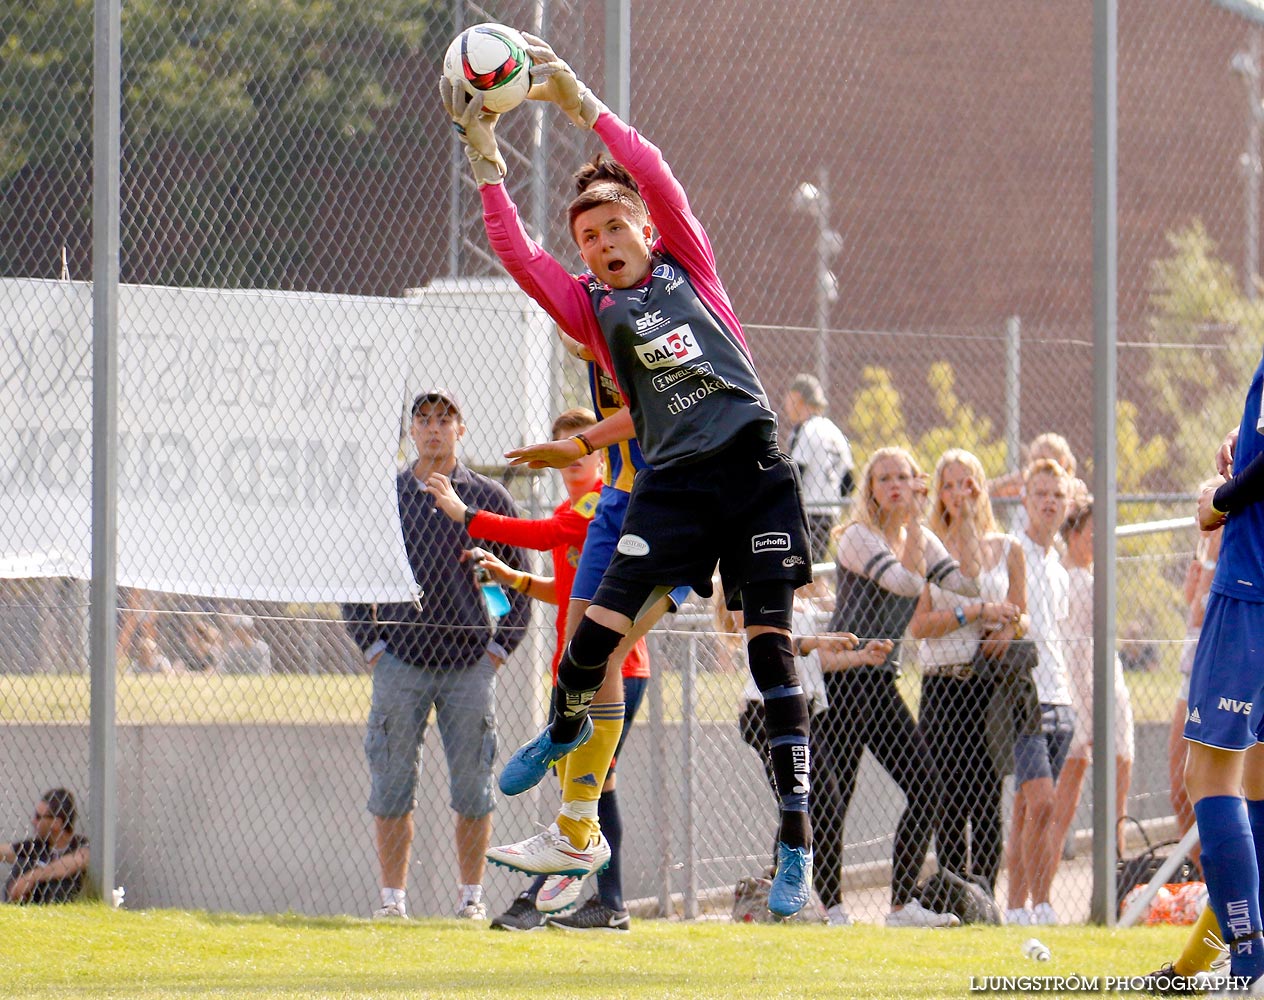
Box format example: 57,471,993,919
1214,347,1264,604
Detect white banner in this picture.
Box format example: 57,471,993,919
0,278,418,604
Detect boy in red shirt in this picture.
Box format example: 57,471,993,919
427,408,654,930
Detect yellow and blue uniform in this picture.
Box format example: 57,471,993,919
572,360,689,610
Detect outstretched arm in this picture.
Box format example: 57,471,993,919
506,407,635,469
442,71,605,356
521,36,741,346
480,184,605,354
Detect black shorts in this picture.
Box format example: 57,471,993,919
605,424,813,605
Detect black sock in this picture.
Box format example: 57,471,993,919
596,788,624,911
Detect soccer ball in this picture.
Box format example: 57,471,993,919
443,23,532,115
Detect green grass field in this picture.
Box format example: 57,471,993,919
0,904,1191,999
0,665,1184,727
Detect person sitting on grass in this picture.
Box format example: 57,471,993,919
3,788,89,904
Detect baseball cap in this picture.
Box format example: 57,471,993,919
411,388,462,419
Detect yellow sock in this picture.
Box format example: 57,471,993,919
1175,904,1224,976
555,701,623,849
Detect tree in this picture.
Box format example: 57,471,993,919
842,365,913,472
1,0,439,286
1144,221,1264,490
842,362,1008,476
913,362,1008,478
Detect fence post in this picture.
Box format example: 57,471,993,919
682,633,698,920
1005,315,1021,473
87,0,122,903
647,632,672,916
1090,0,1119,927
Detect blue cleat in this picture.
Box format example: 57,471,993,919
768,842,813,917
499,716,594,795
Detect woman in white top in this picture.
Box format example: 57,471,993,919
909,449,1024,895
820,447,980,928
1049,500,1134,859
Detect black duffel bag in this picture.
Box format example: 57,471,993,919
1116,817,1200,917
918,868,1003,925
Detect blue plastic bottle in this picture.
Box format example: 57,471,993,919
476,566,511,619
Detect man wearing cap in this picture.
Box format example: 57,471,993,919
342,389,531,921
782,373,855,563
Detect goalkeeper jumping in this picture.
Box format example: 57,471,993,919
442,36,816,917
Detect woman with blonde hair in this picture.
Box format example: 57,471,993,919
816,446,981,927
910,448,1025,894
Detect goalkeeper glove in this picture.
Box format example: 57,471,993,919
521,33,606,129
440,78,506,187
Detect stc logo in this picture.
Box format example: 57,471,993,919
634,310,666,334
636,325,702,369
1219,697,1254,715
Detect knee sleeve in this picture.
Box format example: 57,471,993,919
739,581,796,632
554,618,625,728
747,631,803,707
565,617,624,675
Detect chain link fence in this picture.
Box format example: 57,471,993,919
0,0,1256,924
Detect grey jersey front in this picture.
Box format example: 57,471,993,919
584,251,775,467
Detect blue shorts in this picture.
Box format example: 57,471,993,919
1184,591,1264,751
1013,703,1075,787
364,651,497,818
574,487,690,610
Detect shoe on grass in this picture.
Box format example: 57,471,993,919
546,897,630,932
455,900,487,920
886,899,960,928
490,892,545,931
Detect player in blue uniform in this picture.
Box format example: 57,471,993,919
1186,347,1264,992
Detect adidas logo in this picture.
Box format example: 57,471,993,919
1188,707,1202,724
571,772,599,787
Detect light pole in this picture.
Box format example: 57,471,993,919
792,167,843,391
1232,29,1263,301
